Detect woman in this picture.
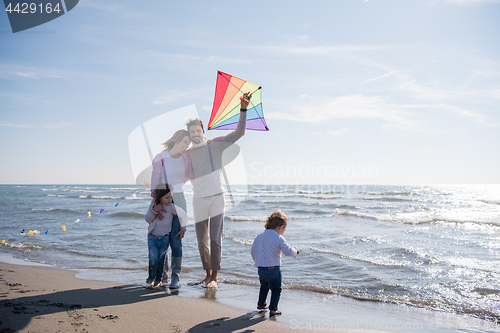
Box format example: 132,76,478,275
149,129,193,289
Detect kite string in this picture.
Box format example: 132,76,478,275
0,188,144,245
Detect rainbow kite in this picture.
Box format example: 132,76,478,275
208,71,269,131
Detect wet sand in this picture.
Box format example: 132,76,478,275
0,262,378,333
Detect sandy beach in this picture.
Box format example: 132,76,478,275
0,262,381,333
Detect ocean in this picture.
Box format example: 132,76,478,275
1,184,500,331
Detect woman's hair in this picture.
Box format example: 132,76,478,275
162,129,190,151
154,183,172,205
265,209,288,230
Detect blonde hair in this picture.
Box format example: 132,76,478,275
162,129,190,151
265,209,288,230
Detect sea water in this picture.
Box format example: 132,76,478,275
1,184,499,331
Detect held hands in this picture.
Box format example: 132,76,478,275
153,204,166,219
176,230,185,240
240,92,252,110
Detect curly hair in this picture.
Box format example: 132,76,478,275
186,118,204,132
265,209,288,230
154,183,172,205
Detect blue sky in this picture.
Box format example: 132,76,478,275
1,0,499,185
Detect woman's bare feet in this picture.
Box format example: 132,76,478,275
206,280,217,288
206,270,218,288
199,270,212,285
145,281,155,289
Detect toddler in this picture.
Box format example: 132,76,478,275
251,210,299,316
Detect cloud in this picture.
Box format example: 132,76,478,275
247,45,377,56
78,1,121,12
0,122,73,129
397,79,458,100
152,88,211,105
396,76,500,103
0,63,66,80
267,94,418,130
15,72,39,78
443,0,500,4
328,128,351,136
311,130,323,136
0,122,33,128
439,104,500,126
44,122,73,129
145,51,253,65
362,71,398,84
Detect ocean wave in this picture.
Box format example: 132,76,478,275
85,267,145,271
225,216,266,222
52,247,112,259
305,195,340,200
1,242,45,250
225,215,310,222
332,209,379,220
219,279,260,287
370,205,397,210
0,242,117,260
360,196,413,202
31,208,58,211
241,199,261,205
479,199,500,206
292,209,327,215
368,191,414,196
248,192,297,198
332,209,500,227
109,212,144,219
223,235,253,246
311,247,407,268
76,195,146,200
441,256,500,274
64,189,106,193
247,190,341,200
92,196,124,200
125,195,148,200
261,200,326,206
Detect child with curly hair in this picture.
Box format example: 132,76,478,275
251,209,299,316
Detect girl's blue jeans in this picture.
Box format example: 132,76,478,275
148,232,180,282
257,266,282,311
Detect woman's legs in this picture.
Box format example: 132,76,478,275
169,215,182,288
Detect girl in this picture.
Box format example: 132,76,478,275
145,184,188,289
